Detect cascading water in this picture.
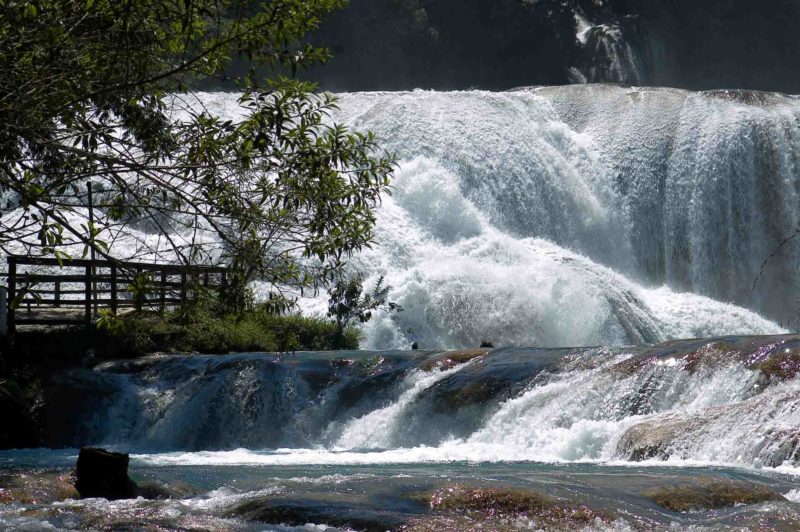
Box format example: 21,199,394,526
571,14,644,85
255,84,798,349
11,335,800,529
5,86,800,530
9,87,794,348
31,334,800,474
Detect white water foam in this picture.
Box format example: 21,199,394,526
5,88,792,349
332,363,470,450
129,348,800,474
298,152,784,350
318,87,798,348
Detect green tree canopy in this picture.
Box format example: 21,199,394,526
0,0,394,310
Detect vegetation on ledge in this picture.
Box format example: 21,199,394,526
97,308,360,357
3,307,358,364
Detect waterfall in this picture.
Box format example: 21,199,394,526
571,14,644,85
273,85,795,349
331,363,469,450
6,88,793,350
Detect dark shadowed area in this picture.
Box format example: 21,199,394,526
299,0,800,92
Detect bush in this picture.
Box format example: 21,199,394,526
96,307,359,357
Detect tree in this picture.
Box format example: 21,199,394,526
327,273,402,336
0,0,394,310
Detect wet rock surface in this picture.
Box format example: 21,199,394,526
642,477,785,512
74,447,137,500
402,484,613,531
0,471,78,504
2,461,800,531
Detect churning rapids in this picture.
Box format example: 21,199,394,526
3,86,800,529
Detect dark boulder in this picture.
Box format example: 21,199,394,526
0,379,36,449
74,447,138,500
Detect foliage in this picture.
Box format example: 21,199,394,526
327,273,402,332
96,306,359,356
0,0,394,312
126,272,155,311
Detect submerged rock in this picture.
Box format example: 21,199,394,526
402,484,613,531
642,478,784,512
616,416,690,461
419,349,489,372
135,479,200,500
428,484,555,513
226,496,409,531
752,350,800,383
74,447,138,500
617,388,800,468
0,472,78,504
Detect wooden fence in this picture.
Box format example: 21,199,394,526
4,255,227,333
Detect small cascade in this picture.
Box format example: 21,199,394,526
331,364,469,450
36,335,800,474
572,14,644,85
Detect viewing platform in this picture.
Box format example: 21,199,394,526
1,256,227,334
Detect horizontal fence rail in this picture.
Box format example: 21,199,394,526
4,255,228,333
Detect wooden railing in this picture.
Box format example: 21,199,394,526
4,255,227,333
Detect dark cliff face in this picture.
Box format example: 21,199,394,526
302,0,800,92
620,0,800,92
306,0,577,91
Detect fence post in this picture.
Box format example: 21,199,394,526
0,286,7,337
135,266,143,312
110,264,117,313
159,271,167,312
84,264,92,328
7,257,16,335
54,280,61,308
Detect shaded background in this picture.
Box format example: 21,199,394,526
298,0,800,93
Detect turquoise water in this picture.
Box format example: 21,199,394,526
2,455,800,530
